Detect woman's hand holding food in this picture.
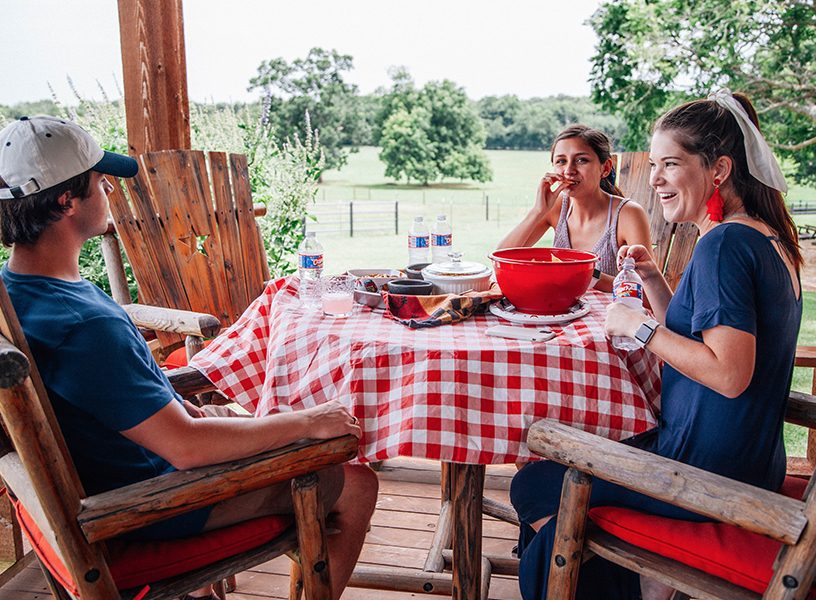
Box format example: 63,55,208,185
535,173,573,215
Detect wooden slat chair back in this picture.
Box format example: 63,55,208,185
0,277,356,600
107,150,270,354
615,151,699,291
527,394,816,600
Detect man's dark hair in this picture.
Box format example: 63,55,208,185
0,170,92,246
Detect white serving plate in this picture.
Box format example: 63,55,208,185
489,297,590,325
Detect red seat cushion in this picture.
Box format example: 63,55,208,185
15,502,291,593
588,476,808,594
162,339,216,369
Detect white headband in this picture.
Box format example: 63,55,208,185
707,88,787,194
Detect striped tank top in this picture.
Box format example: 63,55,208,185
552,193,631,276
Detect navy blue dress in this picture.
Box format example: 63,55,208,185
510,223,802,600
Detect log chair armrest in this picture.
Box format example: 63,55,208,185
787,391,816,429
77,434,358,543
0,335,31,389
123,304,221,339
166,365,217,397
527,419,806,544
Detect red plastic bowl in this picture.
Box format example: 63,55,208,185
488,248,600,314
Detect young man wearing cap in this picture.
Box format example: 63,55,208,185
0,117,377,600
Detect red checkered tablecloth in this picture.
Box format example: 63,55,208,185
190,276,661,464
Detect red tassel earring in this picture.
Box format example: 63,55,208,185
707,179,724,222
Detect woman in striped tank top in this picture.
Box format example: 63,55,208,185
497,125,653,292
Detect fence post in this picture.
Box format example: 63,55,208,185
486,195,489,221
350,201,354,238
395,200,399,235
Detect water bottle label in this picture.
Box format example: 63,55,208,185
409,235,429,249
613,281,643,301
299,253,323,269
432,233,452,247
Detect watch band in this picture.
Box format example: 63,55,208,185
587,267,602,289
634,319,660,348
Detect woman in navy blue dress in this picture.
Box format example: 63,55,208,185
510,90,803,600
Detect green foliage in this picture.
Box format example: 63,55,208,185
0,99,61,121
379,107,438,184
376,71,493,185
248,48,361,171
477,94,628,150
588,0,816,176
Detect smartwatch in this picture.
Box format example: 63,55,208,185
634,319,660,348
587,267,602,289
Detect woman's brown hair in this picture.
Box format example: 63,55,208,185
653,93,802,270
551,124,624,197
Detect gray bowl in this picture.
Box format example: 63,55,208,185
405,263,431,280
387,278,435,296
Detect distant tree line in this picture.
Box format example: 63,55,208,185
476,95,627,151
1,89,623,189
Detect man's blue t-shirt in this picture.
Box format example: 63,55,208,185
659,223,802,491
2,265,211,538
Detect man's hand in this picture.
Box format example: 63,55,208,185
182,399,206,418
299,400,363,440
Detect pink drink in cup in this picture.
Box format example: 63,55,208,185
321,275,355,317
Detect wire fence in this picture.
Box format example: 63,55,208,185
305,200,399,236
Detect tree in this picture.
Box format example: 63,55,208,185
249,47,362,170
379,107,439,184
376,71,492,185
588,0,816,183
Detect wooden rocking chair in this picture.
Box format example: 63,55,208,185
527,387,816,600
102,150,271,364
0,276,356,600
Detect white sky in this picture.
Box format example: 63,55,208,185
1,0,603,107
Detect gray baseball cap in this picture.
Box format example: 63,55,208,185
0,116,138,200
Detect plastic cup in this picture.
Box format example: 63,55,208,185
321,275,355,318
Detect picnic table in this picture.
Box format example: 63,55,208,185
190,276,662,598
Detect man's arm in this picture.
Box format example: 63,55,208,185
121,399,361,470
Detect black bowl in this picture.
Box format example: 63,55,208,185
405,262,431,280
387,278,435,296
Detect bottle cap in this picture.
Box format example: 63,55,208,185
414,216,423,221
306,231,315,237
437,215,446,220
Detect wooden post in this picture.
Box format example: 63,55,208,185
451,463,485,600
291,473,332,600
548,468,593,599
117,0,191,156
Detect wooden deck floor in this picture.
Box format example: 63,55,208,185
0,458,522,600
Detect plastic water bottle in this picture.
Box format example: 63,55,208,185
431,215,453,263
298,231,323,308
408,216,430,264
611,257,644,351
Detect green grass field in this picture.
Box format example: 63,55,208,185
315,146,816,456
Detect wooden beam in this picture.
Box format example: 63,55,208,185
117,0,191,155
